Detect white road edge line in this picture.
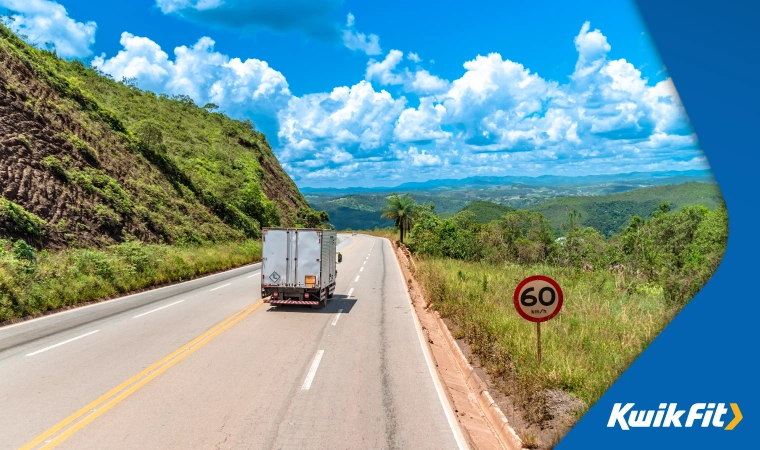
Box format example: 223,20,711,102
347,288,354,298
133,300,185,319
301,349,325,390
246,271,261,279
389,239,469,450
26,330,100,357
331,309,344,326
354,276,360,282
210,283,231,292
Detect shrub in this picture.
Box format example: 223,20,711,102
0,197,47,238
42,155,68,181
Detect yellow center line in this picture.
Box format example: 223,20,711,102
22,299,266,450
339,236,361,255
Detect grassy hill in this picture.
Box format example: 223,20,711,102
459,200,514,223
528,182,723,236
0,25,310,249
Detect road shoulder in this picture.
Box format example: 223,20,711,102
391,240,524,450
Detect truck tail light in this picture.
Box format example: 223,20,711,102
304,293,310,299
273,291,278,297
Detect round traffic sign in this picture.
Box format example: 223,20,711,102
513,275,564,323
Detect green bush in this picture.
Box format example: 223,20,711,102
42,156,68,181
0,197,47,239
63,133,99,166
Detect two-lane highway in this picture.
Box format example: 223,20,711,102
0,235,467,449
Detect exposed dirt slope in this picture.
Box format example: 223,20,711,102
0,25,310,248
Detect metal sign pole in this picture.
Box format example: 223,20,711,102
537,322,541,365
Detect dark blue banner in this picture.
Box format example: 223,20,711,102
559,1,758,448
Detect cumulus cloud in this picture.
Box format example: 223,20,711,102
280,22,704,186
366,50,450,95
342,13,381,55
0,0,96,58
155,0,343,39
406,147,443,167
277,80,406,164
93,32,291,134
573,21,611,79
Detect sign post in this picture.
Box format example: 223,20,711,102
513,275,564,365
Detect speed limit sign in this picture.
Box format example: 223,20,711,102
513,275,564,323
514,275,564,365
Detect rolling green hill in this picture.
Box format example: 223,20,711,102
528,182,723,236
0,25,310,249
459,200,514,223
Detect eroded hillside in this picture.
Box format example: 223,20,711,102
0,25,310,249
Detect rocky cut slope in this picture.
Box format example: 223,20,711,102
0,25,310,249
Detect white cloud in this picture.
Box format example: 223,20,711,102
281,22,705,186
342,13,381,55
366,49,450,95
365,50,405,85
573,21,611,79
93,32,291,127
277,80,406,163
394,98,450,142
407,52,421,63
0,0,96,58
407,147,442,167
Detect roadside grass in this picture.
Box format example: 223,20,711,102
358,227,400,242
415,257,680,420
0,239,261,322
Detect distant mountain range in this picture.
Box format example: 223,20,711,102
300,170,714,195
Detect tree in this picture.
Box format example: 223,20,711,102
296,208,330,228
381,193,416,243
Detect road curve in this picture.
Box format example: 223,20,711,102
0,234,466,449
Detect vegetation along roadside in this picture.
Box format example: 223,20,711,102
376,190,727,447
0,25,329,321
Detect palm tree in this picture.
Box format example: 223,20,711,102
381,193,416,243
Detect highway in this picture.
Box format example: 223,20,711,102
0,234,467,449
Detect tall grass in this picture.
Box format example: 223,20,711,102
0,240,261,322
415,257,680,420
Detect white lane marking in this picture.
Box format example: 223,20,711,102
354,275,360,282
360,267,364,272
331,309,344,326
363,261,366,265
347,288,354,298
210,283,231,291
390,239,469,450
133,300,185,319
26,330,100,357
301,350,325,390
246,271,261,279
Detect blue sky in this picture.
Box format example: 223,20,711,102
1,0,708,188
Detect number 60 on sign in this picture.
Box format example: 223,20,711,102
513,275,564,323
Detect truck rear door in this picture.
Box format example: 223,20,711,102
262,229,289,288
295,229,322,288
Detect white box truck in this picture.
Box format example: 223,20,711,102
261,228,339,308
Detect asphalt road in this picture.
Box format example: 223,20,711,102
0,234,467,449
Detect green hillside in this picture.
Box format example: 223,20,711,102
459,200,514,223
528,182,723,236
0,25,310,249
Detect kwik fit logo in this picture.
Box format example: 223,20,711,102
608,403,742,430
